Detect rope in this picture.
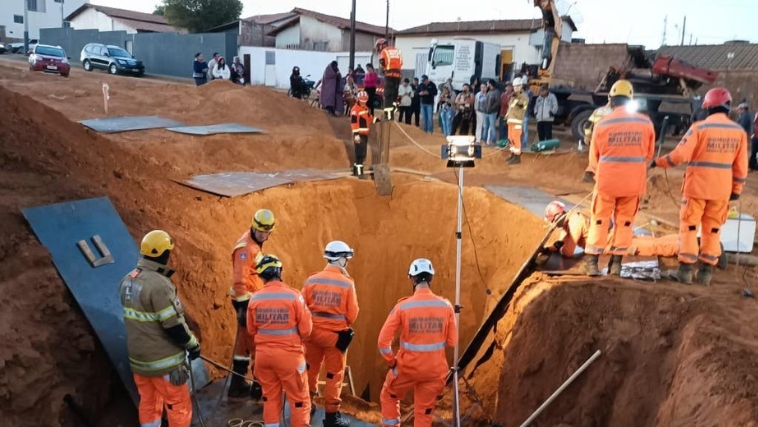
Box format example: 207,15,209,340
227,419,265,427
661,169,682,210
393,122,508,159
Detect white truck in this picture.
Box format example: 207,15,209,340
426,38,501,92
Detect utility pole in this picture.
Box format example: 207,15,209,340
661,15,667,47
23,0,29,54
384,0,389,40
349,0,356,71
689,33,693,45
680,16,686,46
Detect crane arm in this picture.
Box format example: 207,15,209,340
534,0,563,79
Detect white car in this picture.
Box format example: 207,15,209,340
9,39,38,54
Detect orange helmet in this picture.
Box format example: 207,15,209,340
544,201,566,223
375,38,388,50
702,87,732,110
356,90,369,103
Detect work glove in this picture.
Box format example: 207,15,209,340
187,340,201,361
335,328,355,353
649,159,657,169
354,134,361,144
730,192,740,201
168,365,189,386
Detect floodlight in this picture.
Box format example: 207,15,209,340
441,136,481,168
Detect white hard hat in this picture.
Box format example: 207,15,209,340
324,240,354,261
408,258,435,276
513,77,523,86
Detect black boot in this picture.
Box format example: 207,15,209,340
696,262,713,286
250,379,263,400
507,154,521,165
609,255,623,276
582,171,594,183
324,411,350,427
677,263,694,285
227,359,252,399
583,254,600,276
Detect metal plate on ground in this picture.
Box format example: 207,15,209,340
180,170,342,198
166,123,265,135
79,115,186,133
23,197,209,407
484,185,576,217
539,253,659,279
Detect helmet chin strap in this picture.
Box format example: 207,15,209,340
329,258,348,269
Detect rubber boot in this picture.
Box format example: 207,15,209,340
696,262,713,286
507,154,521,165
583,254,600,276
609,255,623,276
228,360,252,399
582,171,594,183
677,263,694,285
250,379,263,401
324,411,350,427
505,153,514,163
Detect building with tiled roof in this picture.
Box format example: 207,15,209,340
66,4,183,34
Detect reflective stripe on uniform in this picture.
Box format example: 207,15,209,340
697,123,743,130
399,300,449,310
141,419,162,427
265,423,280,427
233,355,251,362
252,292,295,301
507,118,522,125
383,418,400,426
379,347,393,354
700,254,719,261
680,252,698,262
734,177,747,183
596,116,651,126
305,278,352,289
123,305,177,323
599,156,646,163
129,351,186,372
401,341,445,352
688,161,732,169
257,327,298,336
312,311,346,320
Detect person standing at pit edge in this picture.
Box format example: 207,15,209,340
248,254,313,427
302,241,360,427
119,230,201,427
193,53,208,86
375,38,403,120
651,87,748,285
228,209,277,399
585,80,655,277
350,90,376,178
505,77,529,164
378,259,458,427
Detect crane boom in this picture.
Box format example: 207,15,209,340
529,0,563,91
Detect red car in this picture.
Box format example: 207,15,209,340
28,44,70,77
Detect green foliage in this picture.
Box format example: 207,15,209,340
160,0,243,33
153,5,165,15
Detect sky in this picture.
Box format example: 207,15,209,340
95,0,757,48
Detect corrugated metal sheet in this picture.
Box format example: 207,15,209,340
657,43,758,71
397,19,539,36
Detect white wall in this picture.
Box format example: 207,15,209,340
69,7,136,34
1,0,89,40
239,46,371,89
275,25,300,49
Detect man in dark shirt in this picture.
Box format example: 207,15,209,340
738,103,757,169
193,53,208,86
418,75,438,133
411,77,421,127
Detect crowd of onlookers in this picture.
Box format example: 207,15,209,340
192,52,246,86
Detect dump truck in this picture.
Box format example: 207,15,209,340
426,38,501,91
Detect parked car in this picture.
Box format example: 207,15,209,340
0,42,7,54
81,43,144,77
9,39,38,54
28,44,70,77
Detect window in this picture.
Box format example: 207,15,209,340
35,46,65,57
27,0,46,13
265,51,275,65
108,47,131,58
14,15,23,24
432,45,454,67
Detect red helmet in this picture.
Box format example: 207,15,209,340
375,38,388,49
544,201,566,223
702,87,732,110
356,90,369,103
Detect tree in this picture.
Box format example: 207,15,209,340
153,5,165,15
160,0,242,33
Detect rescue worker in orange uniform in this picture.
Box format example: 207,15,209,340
350,90,376,178
229,209,276,399
582,99,613,182
119,230,201,427
247,254,313,427
375,38,403,120
302,241,360,427
506,77,529,165
652,87,748,285
585,80,656,276
378,259,458,427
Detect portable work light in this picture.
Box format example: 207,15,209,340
441,136,481,168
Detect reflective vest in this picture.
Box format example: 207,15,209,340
380,47,403,78
302,266,359,331
247,281,312,352
230,230,264,302
350,103,373,135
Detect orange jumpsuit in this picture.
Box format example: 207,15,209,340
350,102,373,166
587,108,655,256
231,230,264,363
379,47,403,110
655,113,748,265
247,280,313,427
302,266,360,413
377,288,458,427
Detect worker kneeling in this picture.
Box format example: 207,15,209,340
303,241,360,427
247,254,313,427
378,259,458,427
651,87,748,285
585,80,655,276
119,230,201,427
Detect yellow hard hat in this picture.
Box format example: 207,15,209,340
609,80,633,98
140,230,174,257
255,254,283,277
251,209,276,232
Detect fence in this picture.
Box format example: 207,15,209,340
39,27,236,78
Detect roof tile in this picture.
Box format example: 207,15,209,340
657,43,758,71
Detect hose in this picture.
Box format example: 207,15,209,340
188,361,208,427
227,419,265,427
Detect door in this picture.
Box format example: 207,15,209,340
415,52,427,79
243,54,251,84
500,49,514,81
94,45,108,69
264,51,276,87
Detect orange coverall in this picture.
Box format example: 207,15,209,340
377,288,458,427
302,266,359,413
247,280,313,427
231,230,264,363
587,108,655,256
133,375,191,427
350,102,373,166
655,113,748,265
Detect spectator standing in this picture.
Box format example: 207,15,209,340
418,75,438,133
207,52,219,80
439,78,454,112
320,61,342,116
438,86,453,132
397,78,414,124
364,63,379,115
470,76,481,137
498,82,513,143
354,64,366,85
344,76,358,115
523,81,535,146
452,84,474,135
534,83,559,141
737,102,756,169
474,84,487,143
212,56,231,80
410,77,421,127
439,86,454,136
482,80,501,145
193,53,208,86
231,56,245,85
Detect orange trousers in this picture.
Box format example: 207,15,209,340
380,366,446,427
586,194,640,256
134,373,191,427
306,328,346,413
628,234,678,257
508,123,523,155
679,197,729,265
254,348,311,427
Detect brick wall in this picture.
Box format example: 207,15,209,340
551,43,631,90
239,21,275,47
